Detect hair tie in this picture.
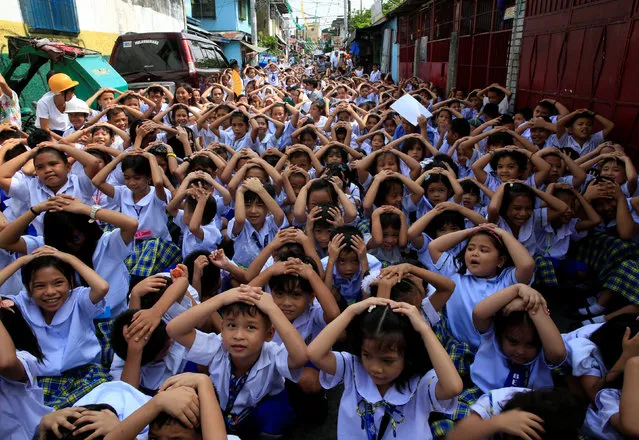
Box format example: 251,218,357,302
367,305,377,313
0,299,15,313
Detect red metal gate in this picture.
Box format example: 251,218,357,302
396,0,514,90
517,0,639,158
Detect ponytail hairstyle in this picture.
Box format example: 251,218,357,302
0,297,44,362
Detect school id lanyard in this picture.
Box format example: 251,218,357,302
224,364,252,427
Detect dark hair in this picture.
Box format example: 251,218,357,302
590,314,639,388
0,127,21,143
494,310,541,354
310,100,326,115
174,83,195,106
329,225,362,254
129,119,157,147
112,309,169,365
460,179,480,197
28,128,52,149
425,210,465,238
500,182,535,218
450,118,471,137
310,201,335,230
21,255,76,292
167,125,195,158
374,178,403,207
269,269,314,297
85,148,113,167
400,137,426,158
45,404,119,440
421,173,453,197
323,145,348,164
535,101,555,114
370,151,399,175
379,212,401,230
185,194,217,225
482,103,500,119
134,276,173,310
370,278,423,305
489,150,528,175
184,251,221,301
34,146,67,165
308,179,338,205
169,103,190,126
486,131,514,149
501,389,589,438
150,411,201,436
219,301,270,327
349,305,431,391
43,211,103,274
304,77,318,88
515,107,533,121
499,114,514,126
567,111,595,127
0,296,44,361
430,154,459,177
4,143,28,161
122,155,152,178
455,230,513,275
244,182,276,205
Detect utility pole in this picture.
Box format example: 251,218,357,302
343,0,348,42
250,0,258,47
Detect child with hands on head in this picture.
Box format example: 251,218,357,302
307,296,463,440
1,245,110,409
0,296,52,440
166,285,308,438
323,226,382,307
470,284,566,393
366,205,409,267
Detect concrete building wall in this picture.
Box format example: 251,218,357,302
0,0,185,56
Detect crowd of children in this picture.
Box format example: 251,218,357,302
1,60,639,440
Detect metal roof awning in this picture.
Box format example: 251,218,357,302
240,40,268,53
186,23,227,43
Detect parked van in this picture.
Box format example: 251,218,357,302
110,32,229,90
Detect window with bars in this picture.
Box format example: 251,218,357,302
20,0,79,34
192,0,216,18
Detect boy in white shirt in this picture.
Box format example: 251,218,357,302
369,64,382,83
166,285,308,438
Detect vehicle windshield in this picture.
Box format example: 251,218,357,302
112,38,183,74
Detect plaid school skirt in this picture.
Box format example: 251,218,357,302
430,386,484,439
432,312,476,378
38,364,111,409
95,318,114,369
125,237,182,278
570,232,639,305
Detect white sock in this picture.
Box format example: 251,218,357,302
582,315,605,326
586,296,598,306
578,303,605,316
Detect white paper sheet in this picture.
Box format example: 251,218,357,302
390,94,433,126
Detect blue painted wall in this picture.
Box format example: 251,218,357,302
222,41,242,65
385,17,399,83
197,0,251,33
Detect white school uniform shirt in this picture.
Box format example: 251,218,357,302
110,341,188,391
470,386,530,419
272,299,326,345
434,251,519,350
228,214,287,268
2,170,29,222
557,130,605,156
0,350,52,440
470,327,562,393
567,337,606,378
496,209,542,256
111,185,171,241
534,212,586,259
35,93,71,132
253,132,276,154
186,330,302,419
370,70,382,82
24,228,132,317
482,95,510,115
484,172,537,193
321,254,382,304
583,388,623,440
273,121,296,150
14,287,106,376
198,126,220,148
320,352,457,440
74,381,151,440
266,72,281,87
9,172,95,235
174,210,222,259
0,250,23,298
221,131,254,151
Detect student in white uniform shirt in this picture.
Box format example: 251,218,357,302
0,142,102,235
308,296,462,440
6,247,111,409
0,296,52,440
470,284,567,394
166,286,308,438
447,387,588,439
167,184,222,260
